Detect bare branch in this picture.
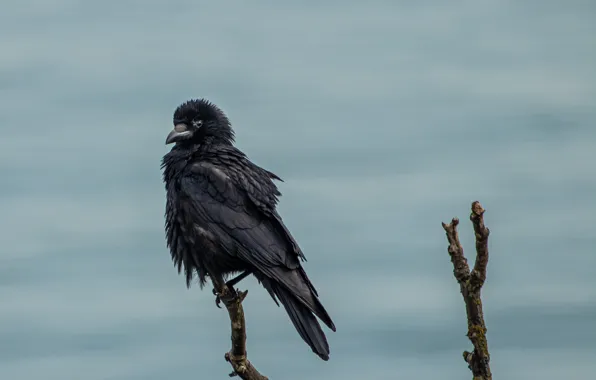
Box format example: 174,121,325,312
470,201,490,289
442,217,471,284
442,201,492,380
218,286,268,380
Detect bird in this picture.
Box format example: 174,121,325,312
161,98,336,360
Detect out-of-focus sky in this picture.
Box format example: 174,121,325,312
1,1,595,379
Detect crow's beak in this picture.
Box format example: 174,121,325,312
165,124,192,144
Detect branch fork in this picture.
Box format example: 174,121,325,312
442,201,492,380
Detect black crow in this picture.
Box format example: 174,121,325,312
161,98,336,360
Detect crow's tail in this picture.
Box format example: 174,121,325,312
267,280,332,360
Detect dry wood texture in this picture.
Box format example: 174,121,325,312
442,201,492,380
217,286,268,380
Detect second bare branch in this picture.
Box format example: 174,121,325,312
442,201,492,380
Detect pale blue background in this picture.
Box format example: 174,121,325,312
1,1,595,379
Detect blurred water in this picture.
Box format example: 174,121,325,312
1,1,595,379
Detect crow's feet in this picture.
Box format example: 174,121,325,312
212,286,248,309
212,287,223,308
212,274,250,309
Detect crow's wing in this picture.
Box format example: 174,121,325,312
181,160,330,327
181,160,305,276
204,148,308,261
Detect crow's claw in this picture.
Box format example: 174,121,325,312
212,287,223,308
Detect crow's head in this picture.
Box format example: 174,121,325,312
165,98,235,145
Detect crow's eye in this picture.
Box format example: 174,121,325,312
193,119,203,128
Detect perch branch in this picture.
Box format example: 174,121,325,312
217,286,268,380
442,201,492,380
